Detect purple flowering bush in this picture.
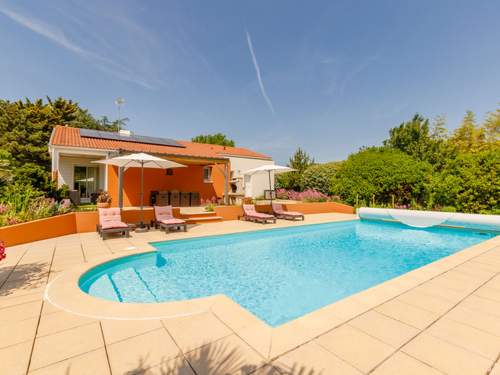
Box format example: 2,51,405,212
276,188,332,202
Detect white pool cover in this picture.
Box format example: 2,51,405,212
358,207,500,231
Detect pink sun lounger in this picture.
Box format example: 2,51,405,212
154,205,187,232
242,204,276,224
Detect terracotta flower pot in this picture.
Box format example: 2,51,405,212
97,202,111,208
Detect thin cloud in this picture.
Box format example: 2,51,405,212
246,31,275,114
0,4,155,89
0,6,87,56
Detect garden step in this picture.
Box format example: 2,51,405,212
185,216,223,224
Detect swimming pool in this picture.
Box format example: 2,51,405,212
79,220,496,326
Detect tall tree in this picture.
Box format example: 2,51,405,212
450,110,486,153
0,97,123,191
482,107,500,147
276,148,314,191
191,133,235,147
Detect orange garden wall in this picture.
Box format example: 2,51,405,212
0,213,76,247
107,164,227,207
1,202,354,247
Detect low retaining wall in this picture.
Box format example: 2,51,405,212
0,213,77,247
1,202,355,247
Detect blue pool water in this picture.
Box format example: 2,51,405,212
80,220,496,326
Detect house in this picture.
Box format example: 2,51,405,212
48,126,274,207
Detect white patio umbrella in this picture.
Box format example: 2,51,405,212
243,164,296,203
93,153,186,228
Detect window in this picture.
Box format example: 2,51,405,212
74,166,99,200
203,166,213,183
165,168,173,176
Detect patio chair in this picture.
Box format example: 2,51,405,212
97,208,130,239
242,204,276,224
153,205,187,232
272,203,305,221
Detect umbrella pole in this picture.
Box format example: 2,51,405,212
140,161,144,227
268,170,273,206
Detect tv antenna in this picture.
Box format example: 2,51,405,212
114,97,126,131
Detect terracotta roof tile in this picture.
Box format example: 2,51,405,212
50,126,271,160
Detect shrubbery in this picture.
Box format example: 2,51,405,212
301,162,342,195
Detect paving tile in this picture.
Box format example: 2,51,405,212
396,288,455,314
236,320,273,359
30,322,104,370
415,282,469,303
101,318,163,344
185,334,265,375
210,296,262,331
460,295,500,317
163,312,232,352
426,318,500,360
0,292,42,309
0,300,42,324
107,328,181,374
476,285,500,301
315,324,395,373
274,341,362,375
490,362,500,375
446,305,500,337
37,310,95,337
0,317,38,348
144,356,195,375
268,320,314,359
375,299,439,329
371,351,443,375
28,348,110,375
401,333,492,375
0,340,32,375
249,364,282,375
349,310,419,347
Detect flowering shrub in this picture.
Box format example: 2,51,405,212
96,191,112,203
0,241,5,262
0,184,72,227
275,188,330,202
201,196,217,212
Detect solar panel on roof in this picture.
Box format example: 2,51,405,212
79,128,185,148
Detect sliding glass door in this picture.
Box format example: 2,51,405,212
74,166,100,200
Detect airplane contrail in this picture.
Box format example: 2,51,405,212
246,31,275,114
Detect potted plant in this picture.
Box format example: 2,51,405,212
96,191,112,208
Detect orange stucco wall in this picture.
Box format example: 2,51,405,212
1,202,354,247
0,213,76,247
107,164,227,207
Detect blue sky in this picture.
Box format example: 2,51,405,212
1,0,499,163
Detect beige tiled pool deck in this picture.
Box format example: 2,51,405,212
1,213,500,375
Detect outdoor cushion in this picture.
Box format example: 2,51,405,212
99,208,124,224
243,204,274,218
160,218,186,225
154,205,176,221
272,203,303,216
101,220,129,230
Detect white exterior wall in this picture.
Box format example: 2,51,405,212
57,155,106,191
228,156,274,198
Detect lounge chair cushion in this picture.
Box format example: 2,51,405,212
98,208,128,230
160,218,186,225
155,205,177,221
101,220,129,230
272,203,303,216
243,204,274,219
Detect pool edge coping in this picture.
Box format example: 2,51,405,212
43,220,500,359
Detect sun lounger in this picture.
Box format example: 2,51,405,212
243,204,276,224
97,208,130,239
154,205,187,232
272,203,305,221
